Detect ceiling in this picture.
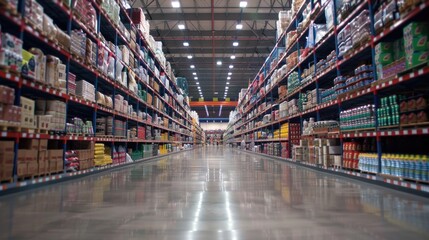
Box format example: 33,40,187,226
129,0,291,118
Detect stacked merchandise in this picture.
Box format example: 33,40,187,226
66,117,94,135
76,80,95,102
335,64,374,95
114,119,126,137
113,146,126,164
298,89,317,111
301,64,315,84
0,141,14,181
73,0,97,32
17,140,38,178
287,72,300,93
403,22,429,69
381,154,429,181
337,10,370,57
340,104,376,131
37,140,48,176
375,41,405,80
0,30,23,72
399,95,428,125
302,119,339,135
35,100,67,132
68,73,77,95
315,50,336,75
94,143,112,166
276,10,292,38
342,141,375,170
287,99,299,116
96,92,113,108
70,30,86,60
358,153,379,173
0,86,21,125
378,95,400,127
320,86,336,103
374,0,400,33
312,138,341,167
20,97,36,129
289,123,301,146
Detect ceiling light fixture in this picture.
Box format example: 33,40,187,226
230,55,236,59
187,55,193,59
195,77,199,80
236,23,243,30
196,81,199,84
240,1,248,8
227,77,231,80
217,61,222,66
178,24,185,30
226,86,229,89
172,1,181,8
193,72,196,75
228,72,232,75
229,65,234,69
190,65,195,68
183,42,189,47
226,82,230,85
233,41,239,47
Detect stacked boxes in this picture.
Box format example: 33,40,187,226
0,32,23,72
313,138,341,167
20,96,36,129
36,100,66,131
76,80,95,102
17,139,39,177
287,72,300,93
25,0,43,32
37,140,48,175
289,123,301,145
343,142,361,170
375,40,406,79
403,22,429,68
340,104,376,131
70,30,86,60
0,86,21,124
68,72,76,95
0,141,14,181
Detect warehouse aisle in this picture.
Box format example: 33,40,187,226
1,147,429,240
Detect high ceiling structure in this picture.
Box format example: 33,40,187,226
129,0,291,118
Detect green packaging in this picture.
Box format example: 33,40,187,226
404,35,429,52
375,42,393,55
376,52,394,66
403,22,429,37
406,51,429,68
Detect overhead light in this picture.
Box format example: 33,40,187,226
230,55,236,59
178,24,185,29
228,72,232,75
193,72,196,75
196,81,199,83
217,61,222,66
229,65,234,69
233,41,239,46
190,65,195,68
227,77,231,80
172,1,181,8
198,86,201,89
226,82,230,85
240,1,248,8
183,42,189,47
226,86,229,89
236,23,243,30
214,92,218,95
187,55,193,59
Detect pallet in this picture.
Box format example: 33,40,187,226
0,121,20,131
360,170,377,176
400,122,429,129
0,178,13,184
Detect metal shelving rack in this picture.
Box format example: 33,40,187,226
0,0,201,192
224,0,429,193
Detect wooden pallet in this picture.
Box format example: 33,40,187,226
400,122,429,129
0,121,20,131
0,178,13,184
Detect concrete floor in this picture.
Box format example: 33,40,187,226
1,147,429,240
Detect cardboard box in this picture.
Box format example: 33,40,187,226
0,152,14,165
0,164,13,180
39,139,48,151
38,160,47,174
27,162,38,175
48,161,57,172
0,141,15,152
405,51,429,68
20,96,35,115
38,150,47,162
17,161,27,176
19,139,39,150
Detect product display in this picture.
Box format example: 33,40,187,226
0,0,202,189
223,0,429,193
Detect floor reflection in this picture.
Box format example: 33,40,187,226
0,146,428,240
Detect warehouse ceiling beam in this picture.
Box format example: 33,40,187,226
190,101,238,107
146,13,279,21
156,47,271,54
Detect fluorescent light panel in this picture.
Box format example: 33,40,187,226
217,61,222,65
233,42,239,46
178,24,185,29
172,1,181,8
236,23,243,29
183,42,189,46
230,55,236,59
240,1,248,8
187,55,193,59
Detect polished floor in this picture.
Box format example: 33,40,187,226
1,147,429,239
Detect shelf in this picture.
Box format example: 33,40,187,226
373,0,429,43
336,1,368,32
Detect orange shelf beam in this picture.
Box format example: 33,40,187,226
190,101,238,107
